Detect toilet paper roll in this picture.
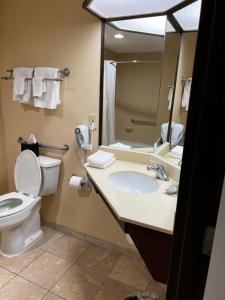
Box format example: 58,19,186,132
69,176,82,189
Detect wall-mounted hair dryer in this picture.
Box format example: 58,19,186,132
74,124,89,150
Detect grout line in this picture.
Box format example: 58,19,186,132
0,271,17,290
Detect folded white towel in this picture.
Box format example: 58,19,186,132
182,78,192,111
87,150,115,168
13,67,34,104
170,145,183,158
171,123,184,146
109,143,131,149
33,67,60,109
32,77,47,97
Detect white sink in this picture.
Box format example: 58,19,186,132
108,171,159,195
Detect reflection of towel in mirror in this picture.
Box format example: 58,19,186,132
171,123,184,146
109,143,131,149
182,78,192,110
168,85,174,110
170,145,183,158
161,123,169,143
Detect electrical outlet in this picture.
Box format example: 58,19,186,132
89,114,97,129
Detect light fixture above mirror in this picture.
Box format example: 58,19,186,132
83,0,201,32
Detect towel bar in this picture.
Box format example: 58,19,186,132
18,137,69,151
131,118,157,127
1,67,70,81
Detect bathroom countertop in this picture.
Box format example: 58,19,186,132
85,160,177,235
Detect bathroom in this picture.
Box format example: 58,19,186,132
0,0,224,300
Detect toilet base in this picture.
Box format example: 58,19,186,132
0,201,43,257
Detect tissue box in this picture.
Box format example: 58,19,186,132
21,142,39,156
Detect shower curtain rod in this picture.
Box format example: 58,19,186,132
110,60,161,65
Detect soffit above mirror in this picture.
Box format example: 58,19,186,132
83,0,201,32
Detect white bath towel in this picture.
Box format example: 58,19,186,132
32,77,47,97
182,78,192,110
168,85,174,110
171,123,184,146
109,143,131,149
87,150,115,169
33,67,60,109
161,123,169,143
170,145,183,158
13,67,34,104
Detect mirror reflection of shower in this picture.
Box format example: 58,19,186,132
101,17,177,150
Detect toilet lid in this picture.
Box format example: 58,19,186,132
14,150,42,197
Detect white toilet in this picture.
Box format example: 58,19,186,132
0,150,61,257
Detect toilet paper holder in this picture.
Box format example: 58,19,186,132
68,175,92,190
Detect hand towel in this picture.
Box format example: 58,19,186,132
168,85,174,110
170,145,183,158
87,150,115,168
171,123,184,146
182,78,192,111
109,143,132,149
13,67,34,104
33,67,60,109
32,77,47,97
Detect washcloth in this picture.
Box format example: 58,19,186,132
87,150,115,169
170,145,183,158
109,143,132,149
33,67,60,109
13,67,34,104
32,77,47,97
168,85,174,110
182,78,192,110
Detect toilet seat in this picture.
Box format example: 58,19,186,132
0,150,42,219
0,192,39,218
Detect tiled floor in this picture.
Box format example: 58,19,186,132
0,227,166,300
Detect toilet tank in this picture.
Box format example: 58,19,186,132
37,155,61,196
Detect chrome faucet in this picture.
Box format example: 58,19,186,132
147,161,169,181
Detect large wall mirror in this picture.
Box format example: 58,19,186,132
98,1,201,159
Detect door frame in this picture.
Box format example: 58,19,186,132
166,0,225,299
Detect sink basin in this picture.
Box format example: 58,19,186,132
108,171,159,195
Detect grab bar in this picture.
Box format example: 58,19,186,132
18,137,69,151
131,118,156,126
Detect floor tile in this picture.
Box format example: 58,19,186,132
76,245,120,286
36,226,63,250
20,252,72,290
0,267,15,288
109,255,151,291
46,234,89,262
146,280,166,300
43,292,65,300
94,278,139,300
51,264,99,300
0,247,43,274
0,276,47,300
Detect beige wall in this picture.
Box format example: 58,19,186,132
0,97,8,194
155,33,181,138
172,32,198,125
0,0,130,248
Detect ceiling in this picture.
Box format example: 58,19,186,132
85,0,202,33
105,25,164,54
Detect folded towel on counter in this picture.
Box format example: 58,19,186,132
32,77,47,97
33,67,60,109
109,143,132,149
13,67,34,104
87,150,115,168
169,145,183,158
